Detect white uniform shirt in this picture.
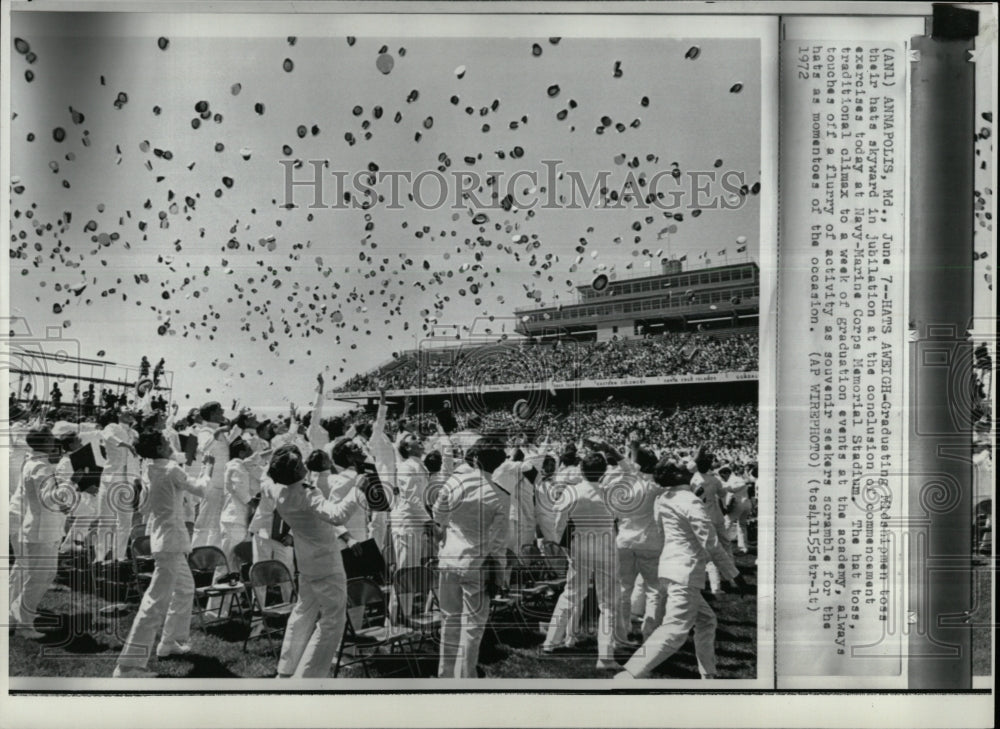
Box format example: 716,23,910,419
689,471,727,532
325,468,369,542
610,472,664,552
145,458,210,553
194,424,230,530
390,456,429,529
273,480,360,578
248,475,278,538
553,478,615,540
654,488,738,587
221,457,264,528
720,474,750,507
101,423,139,481
493,459,538,549
433,468,509,570
18,454,67,543
8,423,31,514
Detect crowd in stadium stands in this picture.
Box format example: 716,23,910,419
335,331,759,393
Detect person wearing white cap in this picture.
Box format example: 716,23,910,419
114,431,213,677
9,425,72,639
95,409,140,562
615,460,742,680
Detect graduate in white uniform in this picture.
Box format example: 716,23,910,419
190,401,232,551
269,445,361,679
326,439,374,544
432,436,510,678
114,431,213,677
220,438,268,574
52,421,97,555
389,432,432,572
542,451,619,671
95,409,140,562
247,472,295,575
616,460,743,680
608,444,664,644
719,464,752,554
9,425,72,639
689,447,729,594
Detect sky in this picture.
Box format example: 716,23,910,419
8,11,765,412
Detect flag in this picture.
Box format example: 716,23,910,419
718,248,727,256
679,254,687,262
736,245,747,253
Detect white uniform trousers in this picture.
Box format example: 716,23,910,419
117,551,195,668
437,565,490,678
277,572,348,678
94,480,134,562
219,523,248,574
542,530,617,661
252,535,295,575
705,536,732,594
617,547,663,642
9,539,61,628
622,578,719,678
8,511,23,559
390,526,431,618
190,526,223,551
60,492,98,553
725,501,751,552
368,511,387,554
390,524,430,571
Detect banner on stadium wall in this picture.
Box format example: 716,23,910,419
329,370,758,400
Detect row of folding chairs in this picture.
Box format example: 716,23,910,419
127,529,571,678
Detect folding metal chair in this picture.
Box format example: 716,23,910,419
125,535,155,602
243,560,297,658
188,545,246,627
334,576,418,677
390,565,441,655
232,540,255,582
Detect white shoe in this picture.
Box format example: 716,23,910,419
112,666,158,678
595,659,619,671
156,640,192,658
613,670,636,680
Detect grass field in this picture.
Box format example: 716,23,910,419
8,551,759,680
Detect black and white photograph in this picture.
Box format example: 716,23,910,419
5,10,771,685
2,3,996,728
